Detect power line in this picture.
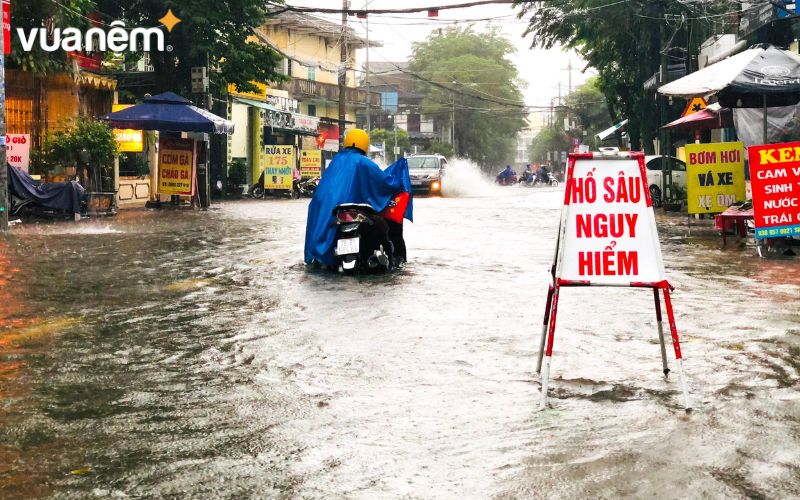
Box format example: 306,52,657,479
266,0,518,16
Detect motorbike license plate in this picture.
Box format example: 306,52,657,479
336,237,360,256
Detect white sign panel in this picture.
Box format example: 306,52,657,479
557,156,666,286
7,134,31,172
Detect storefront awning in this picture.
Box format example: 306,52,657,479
231,96,283,113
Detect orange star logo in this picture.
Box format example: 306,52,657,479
159,9,181,32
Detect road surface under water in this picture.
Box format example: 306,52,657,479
1,165,798,498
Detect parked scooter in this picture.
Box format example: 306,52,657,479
295,177,319,198
333,192,409,274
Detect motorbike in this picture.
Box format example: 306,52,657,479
7,164,87,220
333,192,409,274
518,172,535,187
296,177,319,198
495,173,518,186
533,172,559,187
248,170,308,199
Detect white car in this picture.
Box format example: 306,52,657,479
644,155,687,207
407,154,447,196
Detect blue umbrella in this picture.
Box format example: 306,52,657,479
100,92,234,134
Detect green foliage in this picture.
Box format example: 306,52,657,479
96,0,287,94
563,77,610,149
44,118,118,169
8,0,96,74
426,139,454,158
409,26,526,168
228,159,248,185
370,128,410,163
528,126,570,163
519,1,731,153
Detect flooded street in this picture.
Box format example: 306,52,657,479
1,171,798,498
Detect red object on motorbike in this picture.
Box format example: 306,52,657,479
380,192,410,224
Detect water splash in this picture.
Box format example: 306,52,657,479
441,158,501,198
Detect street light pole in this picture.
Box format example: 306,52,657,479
339,0,349,149
365,1,371,132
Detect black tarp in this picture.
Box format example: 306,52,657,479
718,44,800,108
7,164,85,214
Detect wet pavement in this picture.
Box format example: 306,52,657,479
1,167,798,498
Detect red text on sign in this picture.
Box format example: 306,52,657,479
576,213,638,238
578,250,639,276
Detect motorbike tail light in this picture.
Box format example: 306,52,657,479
336,211,367,224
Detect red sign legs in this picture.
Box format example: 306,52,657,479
663,286,691,407
537,282,691,411
653,288,670,377
535,284,555,374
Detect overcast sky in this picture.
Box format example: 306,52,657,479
287,0,596,113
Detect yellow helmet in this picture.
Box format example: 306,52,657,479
343,128,370,154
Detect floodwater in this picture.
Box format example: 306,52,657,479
1,163,798,498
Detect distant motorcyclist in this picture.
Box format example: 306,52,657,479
496,165,516,183
304,129,412,267
521,164,534,184
535,164,549,183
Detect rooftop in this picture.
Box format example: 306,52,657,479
262,10,381,49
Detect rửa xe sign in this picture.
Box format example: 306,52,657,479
536,151,691,411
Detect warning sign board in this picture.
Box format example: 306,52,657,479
685,142,746,214
681,97,707,117
557,154,666,286
537,151,690,412
747,142,800,239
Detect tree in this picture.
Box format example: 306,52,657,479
518,0,732,153
8,0,96,74
563,77,610,149
370,128,410,163
426,139,454,158
528,126,569,163
409,26,526,170
95,0,286,95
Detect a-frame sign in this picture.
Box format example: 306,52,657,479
537,151,691,410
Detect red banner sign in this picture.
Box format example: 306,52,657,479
2,0,10,55
747,142,800,239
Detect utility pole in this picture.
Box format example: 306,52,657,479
339,0,349,149
0,14,7,232
567,59,572,96
365,1,371,131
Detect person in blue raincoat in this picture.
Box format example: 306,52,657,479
304,129,413,267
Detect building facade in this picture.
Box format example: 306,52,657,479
227,10,380,186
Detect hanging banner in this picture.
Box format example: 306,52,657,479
112,104,144,153
2,0,10,56
299,149,322,179
158,137,195,196
263,145,295,190
685,142,746,214
6,134,30,172
747,142,800,239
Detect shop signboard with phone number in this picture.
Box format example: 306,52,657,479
748,142,800,239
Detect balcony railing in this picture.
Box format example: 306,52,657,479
278,78,380,107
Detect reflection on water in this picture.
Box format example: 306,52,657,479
0,193,798,498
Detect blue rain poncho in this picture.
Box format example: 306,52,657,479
304,148,413,266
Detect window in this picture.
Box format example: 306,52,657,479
307,104,316,116
307,66,315,81
381,91,398,112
